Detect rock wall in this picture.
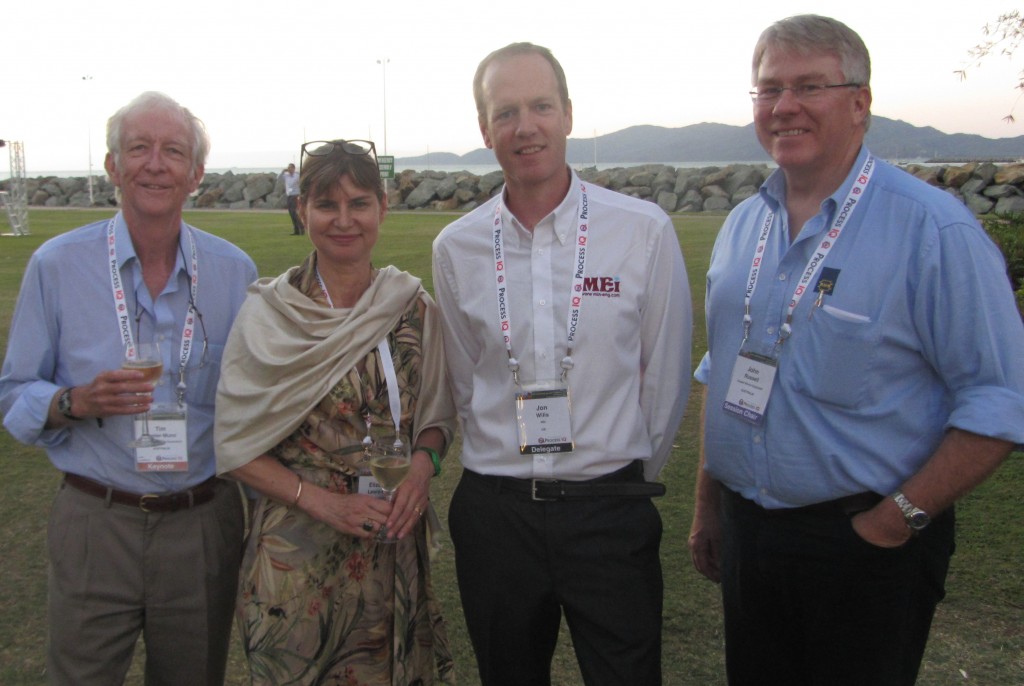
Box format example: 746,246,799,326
6,161,1024,216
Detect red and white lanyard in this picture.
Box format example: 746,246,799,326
491,182,591,385
741,155,876,349
107,218,200,382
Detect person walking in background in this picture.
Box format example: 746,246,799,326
280,162,303,234
216,138,456,685
0,91,257,685
432,42,691,686
688,15,1024,686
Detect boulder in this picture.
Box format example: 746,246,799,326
993,164,1024,186
656,191,678,214
983,184,1022,199
435,175,459,201
242,175,275,201
962,192,995,215
477,170,505,196
994,196,1024,215
942,164,975,189
405,178,442,208
703,196,732,211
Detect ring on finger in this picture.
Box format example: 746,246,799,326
414,506,423,516
361,519,374,532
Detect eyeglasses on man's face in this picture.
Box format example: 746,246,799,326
300,139,377,174
749,83,861,106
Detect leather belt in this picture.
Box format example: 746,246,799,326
63,472,220,512
465,462,666,501
725,487,881,518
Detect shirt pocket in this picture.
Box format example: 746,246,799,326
787,305,878,409
184,343,224,409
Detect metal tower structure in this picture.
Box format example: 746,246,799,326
0,140,30,236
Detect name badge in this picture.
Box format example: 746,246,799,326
723,352,777,426
134,405,189,472
356,475,386,499
516,382,574,455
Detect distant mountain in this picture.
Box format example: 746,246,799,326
395,117,1024,168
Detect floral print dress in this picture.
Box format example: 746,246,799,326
236,264,455,686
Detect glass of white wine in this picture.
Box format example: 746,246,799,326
124,341,164,448
368,439,411,543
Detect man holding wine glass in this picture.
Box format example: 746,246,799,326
0,91,257,685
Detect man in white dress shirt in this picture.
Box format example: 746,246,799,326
432,42,691,686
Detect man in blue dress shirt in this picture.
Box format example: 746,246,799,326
0,92,257,685
688,15,1024,686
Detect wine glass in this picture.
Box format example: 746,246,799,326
368,439,411,543
124,341,164,448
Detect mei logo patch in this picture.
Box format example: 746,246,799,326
580,276,622,298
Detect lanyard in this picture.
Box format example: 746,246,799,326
316,268,403,447
741,155,876,349
107,218,199,387
491,182,590,385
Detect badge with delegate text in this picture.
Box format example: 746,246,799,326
516,381,574,455
134,404,189,472
723,352,777,426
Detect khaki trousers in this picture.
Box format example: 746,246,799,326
46,477,243,686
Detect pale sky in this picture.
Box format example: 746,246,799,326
2,0,1021,173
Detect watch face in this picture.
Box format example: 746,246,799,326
908,511,931,530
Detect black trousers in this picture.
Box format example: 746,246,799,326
449,463,664,686
286,194,303,233
719,487,955,686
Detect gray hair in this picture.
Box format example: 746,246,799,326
752,15,871,88
752,15,871,129
106,91,210,176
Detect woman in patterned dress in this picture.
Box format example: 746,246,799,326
215,140,456,685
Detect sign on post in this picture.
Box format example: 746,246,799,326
378,155,395,180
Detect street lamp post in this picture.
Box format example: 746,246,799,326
376,58,389,155
82,75,94,205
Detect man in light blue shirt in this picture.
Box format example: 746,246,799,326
0,91,256,685
688,15,1024,686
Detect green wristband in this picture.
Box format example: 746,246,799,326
416,446,442,477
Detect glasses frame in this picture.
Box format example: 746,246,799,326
299,139,378,175
749,82,861,105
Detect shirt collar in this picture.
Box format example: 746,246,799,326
113,211,190,292
500,167,581,248
759,146,872,223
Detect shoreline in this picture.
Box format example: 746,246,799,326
4,160,1023,216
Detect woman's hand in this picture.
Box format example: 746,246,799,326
301,485,393,539
381,451,434,541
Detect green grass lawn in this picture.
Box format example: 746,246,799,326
0,209,1021,685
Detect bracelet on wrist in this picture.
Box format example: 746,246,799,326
290,476,304,507
415,446,442,477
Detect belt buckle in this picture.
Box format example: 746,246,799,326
139,493,160,512
531,479,558,502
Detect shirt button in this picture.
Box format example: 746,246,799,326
766,327,775,335
753,435,762,444
539,299,547,306
778,274,787,281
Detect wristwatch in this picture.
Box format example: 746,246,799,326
56,387,81,420
890,491,931,531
